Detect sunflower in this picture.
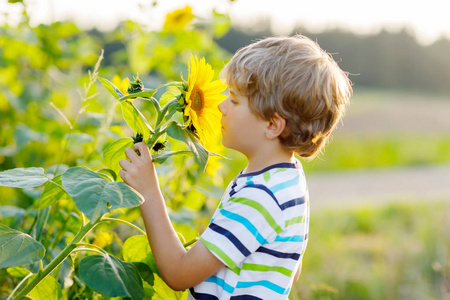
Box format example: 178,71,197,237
112,75,130,95
163,5,194,33
183,55,227,149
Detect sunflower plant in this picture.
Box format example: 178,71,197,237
100,54,227,173
0,55,226,300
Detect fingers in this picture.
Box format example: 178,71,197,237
134,142,152,160
119,158,131,171
119,169,127,181
124,147,140,162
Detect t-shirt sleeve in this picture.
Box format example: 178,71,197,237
200,186,285,270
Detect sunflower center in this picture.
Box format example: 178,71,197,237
190,87,204,112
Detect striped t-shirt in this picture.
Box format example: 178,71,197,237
190,161,310,299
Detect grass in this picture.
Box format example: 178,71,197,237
290,201,450,300
302,134,450,173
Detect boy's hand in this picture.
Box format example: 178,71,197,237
119,142,225,290
119,142,157,198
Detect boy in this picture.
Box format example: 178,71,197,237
119,35,352,299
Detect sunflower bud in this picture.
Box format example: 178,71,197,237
127,74,144,94
152,141,167,152
132,132,143,144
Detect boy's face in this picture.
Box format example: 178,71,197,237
218,86,267,157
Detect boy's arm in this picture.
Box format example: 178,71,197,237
293,260,302,283
119,142,224,291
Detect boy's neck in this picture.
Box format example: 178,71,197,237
243,147,296,174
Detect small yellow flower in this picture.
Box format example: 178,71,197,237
112,75,130,95
163,5,194,33
183,55,227,150
92,231,114,248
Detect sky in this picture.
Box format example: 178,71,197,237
1,0,449,45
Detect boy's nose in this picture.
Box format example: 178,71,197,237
218,99,227,115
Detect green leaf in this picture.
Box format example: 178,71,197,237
166,122,209,171
213,9,231,38
123,235,160,277
159,92,176,107
102,138,134,175
28,274,63,300
79,254,144,299
0,167,48,188
61,167,144,221
120,101,153,137
7,266,31,278
152,150,192,164
152,274,187,300
118,90,157,102
0,206,25,220
38,175,70,210
97,168,117,182
98,76,124,100
133,262,155,286
0,224,45,268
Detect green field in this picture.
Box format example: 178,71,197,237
1,11,449,298
291,201,450,300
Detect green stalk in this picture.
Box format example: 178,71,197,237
183,237,199,248
12,219,99,300
100,217,147,236
147,130,166,150
7,273,33,300
154,98,179,130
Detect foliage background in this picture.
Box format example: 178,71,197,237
1,0,449,299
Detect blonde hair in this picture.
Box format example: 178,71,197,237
220,35,352,158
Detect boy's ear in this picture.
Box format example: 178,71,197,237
265,112,286,140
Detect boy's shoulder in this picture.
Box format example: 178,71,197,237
235,161,304,186
227,161,307,208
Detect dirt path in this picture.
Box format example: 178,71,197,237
334,89,450,136
307,164,450,210
307,90,450,210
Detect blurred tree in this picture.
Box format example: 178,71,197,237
215,25,450,94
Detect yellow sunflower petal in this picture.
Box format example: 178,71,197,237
182,55,227,150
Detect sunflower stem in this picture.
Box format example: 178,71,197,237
183,237,198,248
74,243,108,255
155,98,180,130
13,219,99,299
150,97,161,112
147,130,166,151
99,217,147,235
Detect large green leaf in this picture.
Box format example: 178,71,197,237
166,122,209,171
97,76,124,100
79,254,144,299
152,274,187,300
102,138,134,175
120,101,153,137
28,274,63,300
152,150,192,165
7,266,31,278
123,235,160,277
0,167,48,188
133,262,155,286
118,90,157,102
61,167,144,221
96,168,117,182
38,175,70,210
0,224,45,268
